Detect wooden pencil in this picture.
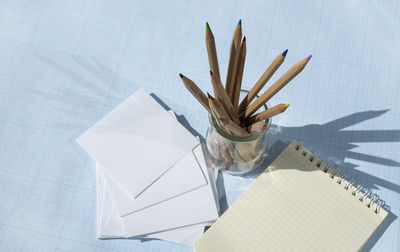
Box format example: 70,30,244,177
210,70,240,124
238,49,288,113
247,103,289,125
209,133,222,161
225,142,248,169
231,36,246,112
208,94,249,137
208,93,230,119
242,55,311,118
220,142,233,170
205,22,221,82
248,121,268,133
220,117,250,137
208,93,231,133
225,19,242,100
179,73,211,114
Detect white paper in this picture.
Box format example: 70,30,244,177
77,88,200,198
96,111,218,245
98,166,211,245
98,171,126,237
104,147,207,216
120,145,219,236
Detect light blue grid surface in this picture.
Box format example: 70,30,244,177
0,1,399,251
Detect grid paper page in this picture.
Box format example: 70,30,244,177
195,141,388,251
0,0,399,251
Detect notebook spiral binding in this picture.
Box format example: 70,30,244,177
294,142,382,214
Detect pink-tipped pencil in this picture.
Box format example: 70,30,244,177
242,55,311,118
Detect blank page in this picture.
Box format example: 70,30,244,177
195,140,388,252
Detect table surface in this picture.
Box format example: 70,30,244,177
0,1,399,251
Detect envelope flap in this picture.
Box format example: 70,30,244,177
77,88,199,198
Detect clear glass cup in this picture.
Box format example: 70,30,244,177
205,90,271,175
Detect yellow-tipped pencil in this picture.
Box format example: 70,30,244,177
243,55,311,118
232,36,246,112
238,49,288,113
225,19,242,99
179,73,211,114
247,103,289,125
205,22,221,81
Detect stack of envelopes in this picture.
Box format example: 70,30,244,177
76,88,220,246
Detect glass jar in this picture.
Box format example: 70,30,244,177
205,90,271,175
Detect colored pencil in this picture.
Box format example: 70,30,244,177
248,121,268,133
209,133,222,161
220,142,233,170
208,94,249,137
232,36,246,112
242,55,311,118
205,22,221,81
238,49,288,113
247,103,289,125
207,93,226,130
225,19,242,99
221,117,250,137
179,73,211,114
210,70,240,124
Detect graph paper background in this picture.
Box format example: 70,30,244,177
0,0,399,251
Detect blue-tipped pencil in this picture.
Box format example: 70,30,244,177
238,49,288,113
225,19,243,100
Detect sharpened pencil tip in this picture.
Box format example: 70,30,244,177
285,104,290,108
238,19,241,26
305,54,312,61
208,93,216,100
179,73,184,78
282,49,288,57
243,36,246,42
210,70,214,76
206,22,210,29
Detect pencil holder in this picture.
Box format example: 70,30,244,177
205,91,271,175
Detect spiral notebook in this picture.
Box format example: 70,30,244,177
194,140,388,252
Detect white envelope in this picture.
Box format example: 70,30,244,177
102,110,208,216
104,146,208,216
77,88,200,198
95,111,220,245
119,144,219,237
97,166,212,246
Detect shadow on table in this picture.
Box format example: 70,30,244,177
245,109,400,192
150,93,205,143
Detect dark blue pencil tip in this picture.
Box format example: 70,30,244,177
282,49,288,57
238,19,242,26
179,73,184,78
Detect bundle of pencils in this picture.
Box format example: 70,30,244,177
179,20,311,170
